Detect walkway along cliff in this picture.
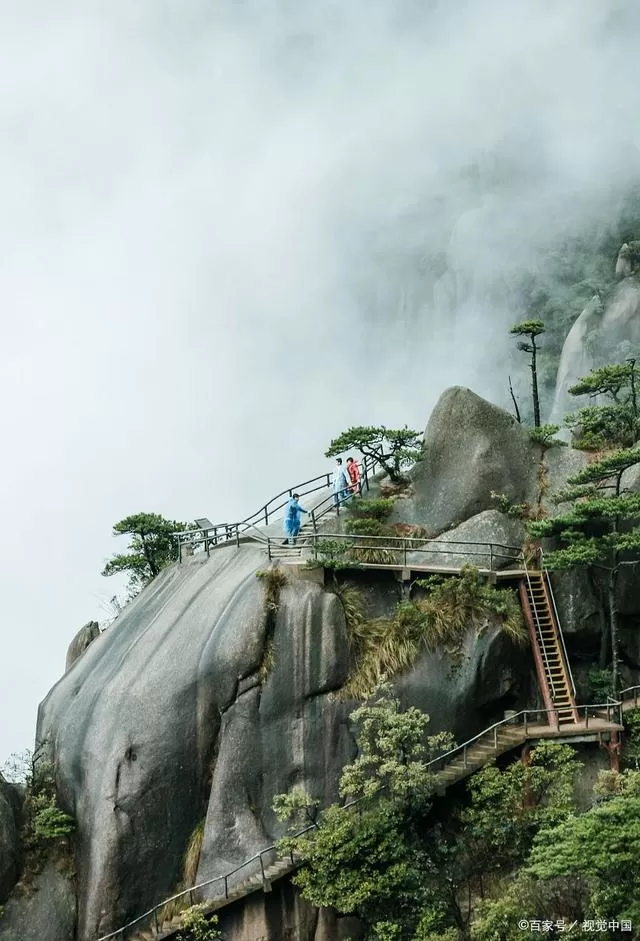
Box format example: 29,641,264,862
2,387,640,941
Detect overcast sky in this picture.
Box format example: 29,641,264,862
2,0,640,761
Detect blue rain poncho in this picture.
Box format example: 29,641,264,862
283,497,307,537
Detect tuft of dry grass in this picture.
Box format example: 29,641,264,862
337,566,526,700
157,819,206,925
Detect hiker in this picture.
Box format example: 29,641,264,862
332,458,352,507
283,493,308,545
346,456,361,495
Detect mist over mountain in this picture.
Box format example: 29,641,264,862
2,0,640,759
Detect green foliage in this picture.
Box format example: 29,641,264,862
338,683,454,803
587,667,614,703
348,498,396,521
177,905,222,941
623,709,640,770
341,567,524,700
528,423,567,447
325,426,422,483
311,538,358,570
510,319,545,338
344,518,401,564
7,744,76,880
528,778,640,923
102,512,192,596
274,686,454,940
510,320,545,427
490,490,534,520
30,793,74,843
565,361,640,450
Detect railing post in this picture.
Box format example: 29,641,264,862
264,507,269,525
154,909,159,933
189,889,194,905
493,726,498,750
524,711,528,736
267,540,272,560
463,745,467,769
224,875,228,899
311,509,317,532
259,853,266,885
364,460,370,492
585,707,589,730
236,525,240,547
489,544,493,571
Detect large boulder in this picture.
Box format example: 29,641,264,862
36,546,355,940
0,861,76,941
65,622,100,672
405,509,525,570
0,775,20,904
390,387,540,534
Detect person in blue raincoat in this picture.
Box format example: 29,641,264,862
283,493,308,545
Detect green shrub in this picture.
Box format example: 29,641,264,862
347,498,396,522
344,519,401,564
177,905,222,941
529,423,567,448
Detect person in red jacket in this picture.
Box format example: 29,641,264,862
346,456,362,495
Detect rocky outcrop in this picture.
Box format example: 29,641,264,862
390,387,539,534
0,775,20,904
551,242,640,424
405,509,525,569
65,622,100,672
0,861,76,941
549,294,602,425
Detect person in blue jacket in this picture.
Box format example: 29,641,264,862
283,493,308,545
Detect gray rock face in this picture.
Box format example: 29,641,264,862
65,621,100,672
0,775,19,904
216,875,362,941
390,387,539,534
549,295,602,425
0,861,76,941
36,546,356,940
405,509,525,570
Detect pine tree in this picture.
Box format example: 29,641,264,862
510,320,545,427
529,361,640,692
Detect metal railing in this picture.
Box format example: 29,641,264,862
94,828,315,941
175,455,381,558
268,531,523,569
426,701,624,774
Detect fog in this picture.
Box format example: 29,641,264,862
2,0,640,760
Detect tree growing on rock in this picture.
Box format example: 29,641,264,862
102,512,192,596
325,426,422,483
510,320,545,427
529,360,640,692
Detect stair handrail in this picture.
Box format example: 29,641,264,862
175,455,382,553
620,685,640,710
522,555,558,704
539,548,576,697
269,532,523,568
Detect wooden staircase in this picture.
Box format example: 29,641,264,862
520,570,578,727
